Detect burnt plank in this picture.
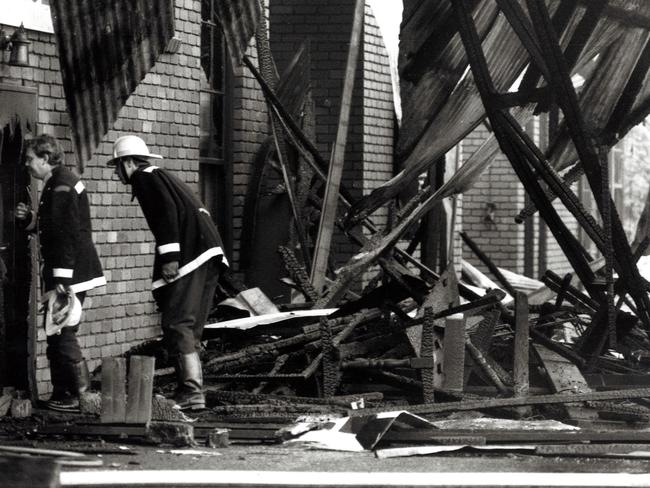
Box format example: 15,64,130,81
101,357,127,424
348,387,650,417
381,429,650,444
442,314,465,392
125,355,155,424
310,0,364,292
513,292,529,397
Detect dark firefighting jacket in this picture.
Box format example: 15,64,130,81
33,166,106,294
130,165,228,292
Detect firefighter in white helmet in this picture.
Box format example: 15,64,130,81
16,134,106,412
108,135,228,410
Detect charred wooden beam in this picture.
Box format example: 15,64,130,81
493,87,551,109
515,164,585,223
34,422,194,447
534,0,606,114
420,307,436,403
518,0,578,94
530,328,586,368
574,0,650,31
348,387,650,417
451,0,603,301
537,443,650,457
320,317,339,397
202,403,340,418
365,369,423,392
493,0,550,80
336,333,406,360
251,354,289,394
586,401,650,423
380,428,650,444
542,270,599,312
465,339,509,396
202,314,359,374
554,273,573,310
604,38,650,138
460,232,516,297
501,115,607,253
344,4,533,229
397,0,494,157
341,357,434,370
278,245,319,302
205,389,382,408
468,309,501,354
252,79,439,304
526,0,650,328
600,146,617,350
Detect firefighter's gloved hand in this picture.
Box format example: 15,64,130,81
52,284,73,325
162,261,180,282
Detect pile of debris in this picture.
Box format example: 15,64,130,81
187,259,650,426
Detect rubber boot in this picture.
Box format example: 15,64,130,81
47,361,79,413
47,359,89,413
72,359,90,395
174,352,206,410
47,359,67,402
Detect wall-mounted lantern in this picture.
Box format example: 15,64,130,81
0,23,31,67
9,23,30,66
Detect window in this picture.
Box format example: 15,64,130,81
200,0,232,254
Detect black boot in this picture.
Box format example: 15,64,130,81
174,352,206,410
72,359,90,394
47,359,89,413
47,359,68,402
47,360,79,413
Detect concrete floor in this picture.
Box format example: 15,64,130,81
49,442,650,487
5,411,650,487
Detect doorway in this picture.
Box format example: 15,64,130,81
0,84,38,398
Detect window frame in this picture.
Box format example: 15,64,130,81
199,1,233,256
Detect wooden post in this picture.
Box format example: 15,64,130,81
513,292,529,397
125,355,155,424
101,357,127,423
310,0,364,292
27,185,39,404
442,313,465,392
514,292,529,397
420,307,436,403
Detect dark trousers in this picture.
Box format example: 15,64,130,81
155,259,220,356
45,292,86,365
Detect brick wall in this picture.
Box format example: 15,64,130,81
362,3,394,233
462,124,526,276
463,117,577,282
546,196,577,276
270,0,395,287
271,0,364,271
230,38,269,270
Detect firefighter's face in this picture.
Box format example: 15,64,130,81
24,148,51,180
114,157,137,185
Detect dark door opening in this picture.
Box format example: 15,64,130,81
0,84,38,398
0,121,32,390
